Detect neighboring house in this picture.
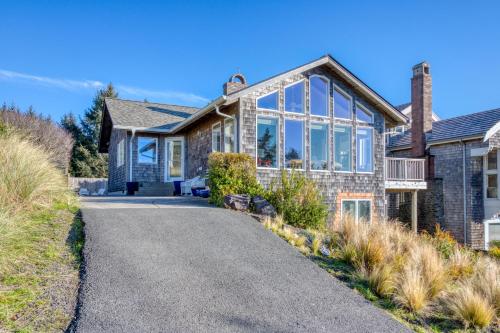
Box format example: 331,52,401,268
99,55,426,227
387,62,500,249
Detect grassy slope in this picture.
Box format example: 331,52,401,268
0,200,83,332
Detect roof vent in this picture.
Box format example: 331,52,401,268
223,73,247,95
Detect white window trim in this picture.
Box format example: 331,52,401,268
284,79,306,115
309,121,330,172
164,136,185,181
340,199,372,224
283,118,305,171
117,138,125,167
356,126,374,174
256,89,280,112
211,122,222,152
309,75,330,118
484,219,500,250
484,150,499,201
223,117,237,153
355,102,374,124
137,136,158,165
334,124,353,173
256,115,280,170
333,84,353,120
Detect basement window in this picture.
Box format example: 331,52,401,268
341,199,372,223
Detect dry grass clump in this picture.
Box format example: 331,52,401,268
447,247,474,280
0,133,69,215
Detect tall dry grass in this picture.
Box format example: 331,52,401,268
0,133,69,215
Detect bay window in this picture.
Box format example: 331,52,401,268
310,123,329,170
284,119,304,169
334,125,352,172
356,127,373,173
310,76,329,117
284,81,304,113
257,117,278,168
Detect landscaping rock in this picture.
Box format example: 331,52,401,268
320,245,330,257
252,195,277,217
224,194,250,211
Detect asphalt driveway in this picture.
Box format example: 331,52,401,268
71,196,410,333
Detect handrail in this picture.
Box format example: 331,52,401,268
385,157,425,181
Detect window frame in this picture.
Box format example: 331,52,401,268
284,118,305,170
117,138,125,167
309,121,330,172
256,89,280,112
137,136,158,165
355,102,374,124
256,115,280,170
356,126,374,174
284,79,306,114
334,124,353,173
211,122,222,152
333,84,353,120
223,117,237,153
484,150,499,200
309,75,330,118
340,199,372,224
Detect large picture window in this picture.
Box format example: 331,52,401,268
284,119,304,169
137,137,157,164
284,81,304,113
310,76,329,117
356,127,373,173
257,91,279,111
310,123,329,170
334,125,352,172
334,87,352,119
257,117,278,168
341,199,371,223
212,122,222,152
356,103,374,123
224,118,236,153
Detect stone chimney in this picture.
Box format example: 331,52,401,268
223,73,247,95
411,62,432,157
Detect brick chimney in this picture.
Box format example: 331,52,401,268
411,62,432,157
223,73,247,95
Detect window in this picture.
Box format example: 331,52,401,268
257,91,279,111
356,103,374,123
310,123,329,170
334,125,352,172
486,150,498,199
341,199,372,223
224,118,236,153
212,122,221,152
334,87,352,119
310,76,329,117
257,117,278,168
356,127,373,173
137,137,157,164
117,139,125,167
284,119,304,169
284,81,304,113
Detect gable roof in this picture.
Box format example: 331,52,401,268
104,98,199,132
225,54,407,125
387,107,500,150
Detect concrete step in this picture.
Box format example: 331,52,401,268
136,182,175,196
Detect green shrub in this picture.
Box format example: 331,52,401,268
266,170,328,229
208,152,264,206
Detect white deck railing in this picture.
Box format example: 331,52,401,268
385,157,425,181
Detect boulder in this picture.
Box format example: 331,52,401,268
224,194,250,211
252,195,277,217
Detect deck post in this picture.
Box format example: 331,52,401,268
411,190,418,233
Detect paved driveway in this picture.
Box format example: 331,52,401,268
72,196,409,333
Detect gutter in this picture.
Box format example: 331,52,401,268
169,95,227,134
426,135,484,149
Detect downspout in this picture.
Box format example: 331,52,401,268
215,102,236,152
129,129,135,182
461,140,467,244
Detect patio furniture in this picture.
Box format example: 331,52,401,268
79,188,90,196
181,177,207,196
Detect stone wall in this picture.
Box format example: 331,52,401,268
239,65,387,220
108,129,128,192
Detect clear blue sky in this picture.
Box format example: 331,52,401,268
1,0,499,121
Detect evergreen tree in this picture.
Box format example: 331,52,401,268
61,83,117,177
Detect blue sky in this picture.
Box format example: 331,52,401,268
1,0,499,121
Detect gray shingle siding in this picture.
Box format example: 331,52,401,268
108,129,128,192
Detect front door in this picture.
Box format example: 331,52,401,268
165,137,184,181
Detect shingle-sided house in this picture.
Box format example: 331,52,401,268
387,62,500,249
99,55,428,225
